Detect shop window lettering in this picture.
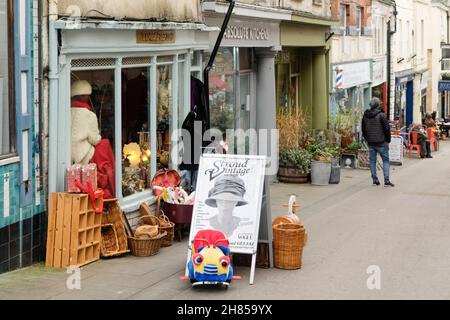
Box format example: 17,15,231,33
224,25,269,41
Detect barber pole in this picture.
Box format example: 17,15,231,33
335,67,343,89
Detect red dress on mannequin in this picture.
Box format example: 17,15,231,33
71,101,116,199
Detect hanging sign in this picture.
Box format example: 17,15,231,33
136,30,176,44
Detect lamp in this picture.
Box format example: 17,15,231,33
123,143,142,168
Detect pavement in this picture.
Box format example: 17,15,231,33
1,141,450,300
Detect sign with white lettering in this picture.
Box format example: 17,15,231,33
206,18,280,48
188,154,266,254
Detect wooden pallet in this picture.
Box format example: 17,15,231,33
45,193,102,268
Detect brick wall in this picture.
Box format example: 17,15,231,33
331,0,372,27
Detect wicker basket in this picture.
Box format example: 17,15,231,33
158,213,175,247
128,231,167,257
273,224,306,270
137,215,175,248
101,224,120,257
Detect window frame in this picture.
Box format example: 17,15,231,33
68,50,193,210
0,0,17,160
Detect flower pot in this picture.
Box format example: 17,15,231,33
311,160,332,186
278,164,309,184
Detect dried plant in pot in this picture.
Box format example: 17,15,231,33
278,148,312,184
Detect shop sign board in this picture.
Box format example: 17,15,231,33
136,30,176,44
438,81,450,92
206,17,280,48
334,61,371,89
389,136,404,164
372,59,386,87
186,154,268,284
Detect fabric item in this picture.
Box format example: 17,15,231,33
71,100,93,111
369,144,390,184
151,169,181,196
417,134,431,157
89,139,116,199
71,102,102,165
71,80,92,97
205,176,247,207
362,108,391,147
179,77,210,172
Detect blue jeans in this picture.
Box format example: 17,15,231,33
369,144,390,183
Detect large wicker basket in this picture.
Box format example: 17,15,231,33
101,224,120,257
137,215,175,248
273,224,306,270
128,231,167,257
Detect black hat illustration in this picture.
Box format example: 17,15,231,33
205,176,248,207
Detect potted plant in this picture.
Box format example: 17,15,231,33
307,143,333,186
442,73,450,81
277,108,312,183
278,147,312,183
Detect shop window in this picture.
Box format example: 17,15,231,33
121,67,151,197
205,47,235,134
156,64,173,170
0,0,15,157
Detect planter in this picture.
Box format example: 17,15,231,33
341,134,354,148
311,160,332,186
329,157,341,184
278,164,309,184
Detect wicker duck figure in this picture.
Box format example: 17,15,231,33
272,195,308,244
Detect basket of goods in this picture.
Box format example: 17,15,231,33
157,187,195,225
272,195,308,245
129,216,167,257
150,169,181,197
100,224,120,257
272,223,306,270
137,214,174,248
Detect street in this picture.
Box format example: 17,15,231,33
1,142,450,300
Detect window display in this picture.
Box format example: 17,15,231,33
157,64,173,170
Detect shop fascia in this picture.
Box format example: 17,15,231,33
49,19,217,212
332,60,372,91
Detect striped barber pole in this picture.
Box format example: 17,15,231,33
335,67,343,89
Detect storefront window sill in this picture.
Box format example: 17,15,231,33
121,191,156,213
0,155,20,167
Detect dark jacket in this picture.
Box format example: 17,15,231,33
362,108,391,147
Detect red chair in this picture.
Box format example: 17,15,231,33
426,128,439,152
407,131,421,159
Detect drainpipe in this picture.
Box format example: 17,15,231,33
48,0,58,194
387,1,398,120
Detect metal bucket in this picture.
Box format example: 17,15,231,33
311,160,332,186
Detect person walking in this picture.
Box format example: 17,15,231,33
362,97,395,187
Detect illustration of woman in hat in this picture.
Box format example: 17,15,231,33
205,176,248,237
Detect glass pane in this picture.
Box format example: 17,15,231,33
206,48,235,134
157,64,173,170
178,61,186,129
157,55,173,64
236,73,251,155
0,0,11,155
276,63,290,112
122,67,151,197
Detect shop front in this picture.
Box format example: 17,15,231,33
49,20,214,212
394,70,415,130
438,80,450,118
371,58,387,113
330,60,372,115
203,14,281,155
278,21,332,130
419,71,429,118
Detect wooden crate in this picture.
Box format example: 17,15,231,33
45,193,102,268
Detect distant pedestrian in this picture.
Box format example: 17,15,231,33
362,98,395,187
